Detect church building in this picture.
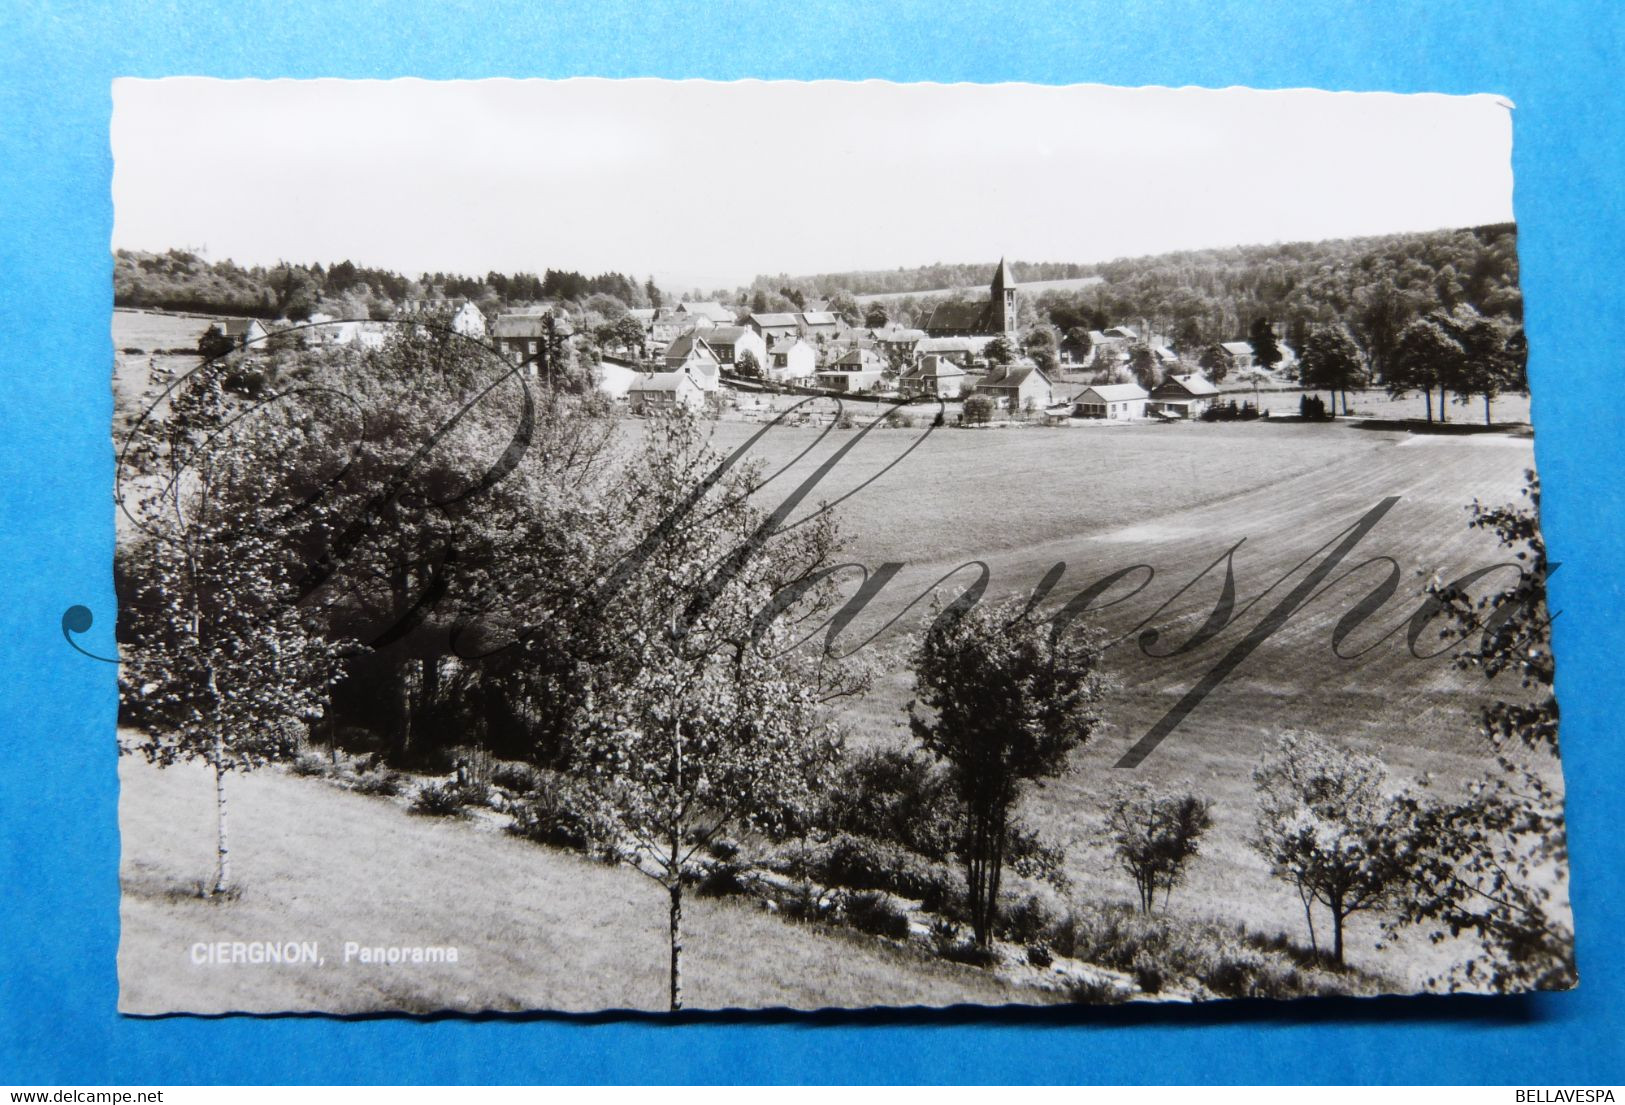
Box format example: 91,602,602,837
923,259,1019,338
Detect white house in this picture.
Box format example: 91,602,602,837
1149,372,1220,417
450,302,487,339
899,354,966,399
1073,382,1148,420
976,363,1054,411
627,371,705,413
766,336,816,382
697,325,768,374
815,346,886,393
676,301,737,326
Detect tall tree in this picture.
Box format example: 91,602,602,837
1247,317,1283,374
910,597,1105,946
1126,343,1159,391
1297,325,1364,415
1388,316,1462,423
1441,307,1522,425
1197,342,1236,385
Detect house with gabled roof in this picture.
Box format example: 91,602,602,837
662,331,722,391
1073,381,1148,420
899,354,967,399
766,336,816,382
796,310,841,340
450,301,487,339
746,312,802,345
627,371,705,413
1149,372,1220,417
976,362,1053,411
814,346,886,393
676,301,736,326
695,325,768,374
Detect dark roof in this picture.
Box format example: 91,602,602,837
703,325,749,343
1077,383,1148,402
664,332,718,362
798,311,837,327
980,363,1049,390
1156,372,1219,397
628,372,697,393
991,257,1017,292
924,301,989,332
749,312,800,328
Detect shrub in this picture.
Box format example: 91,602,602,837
938,941,999,968
1026,941,1054,968
695,862,749,900
999,893,1058,946
1132,955,1165,994
411,781,471,818
1066,976,1127,1005
842,891,911,940
291,752,331,777
823,748,962,862
490,762,539,794
352,769,406,797
505,770,619,858
813,833,951,900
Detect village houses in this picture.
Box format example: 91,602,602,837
899,353,967,399
766,336,816,382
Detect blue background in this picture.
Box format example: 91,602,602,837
2,0,1622,1085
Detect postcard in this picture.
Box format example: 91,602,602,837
106,78,1569,1014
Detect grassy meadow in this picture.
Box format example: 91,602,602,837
119,753,1024,1014
693,415,1554,984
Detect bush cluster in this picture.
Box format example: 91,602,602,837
841,891,912,940
505,770,620,859
409,780,491,818
1199,399,1261,422
810,832,962,905
1298,394,1331,419
351,769,407,797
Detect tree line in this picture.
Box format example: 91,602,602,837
114,248,659,322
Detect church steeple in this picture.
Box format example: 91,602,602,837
990,257,1018,335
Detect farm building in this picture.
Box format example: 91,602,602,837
899,354,966,399
1149,372,1220,417
976,362,1053,411
815,346,886,393
1221,341,1256,370
1073,382,1148,420
766,336,816,382
627,371,705,413
662,332,722,391
746,312,802,345
696,325,767,373
797,310,842,340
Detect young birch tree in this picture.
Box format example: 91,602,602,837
119,364,349,895
574,413,854,1010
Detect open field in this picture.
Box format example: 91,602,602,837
687,415,1556,983
117,351,1560,1005
119,753,1023,1014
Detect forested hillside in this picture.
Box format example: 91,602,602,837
765,225,1522,375
113,249,657,321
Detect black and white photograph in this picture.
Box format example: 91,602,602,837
109,78,1569,1015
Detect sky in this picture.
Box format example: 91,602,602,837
111,79,1514,292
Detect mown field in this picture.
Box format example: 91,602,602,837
693,416,1557,984
120,754,1022,1014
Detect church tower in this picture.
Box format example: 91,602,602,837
990,257,1018,335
